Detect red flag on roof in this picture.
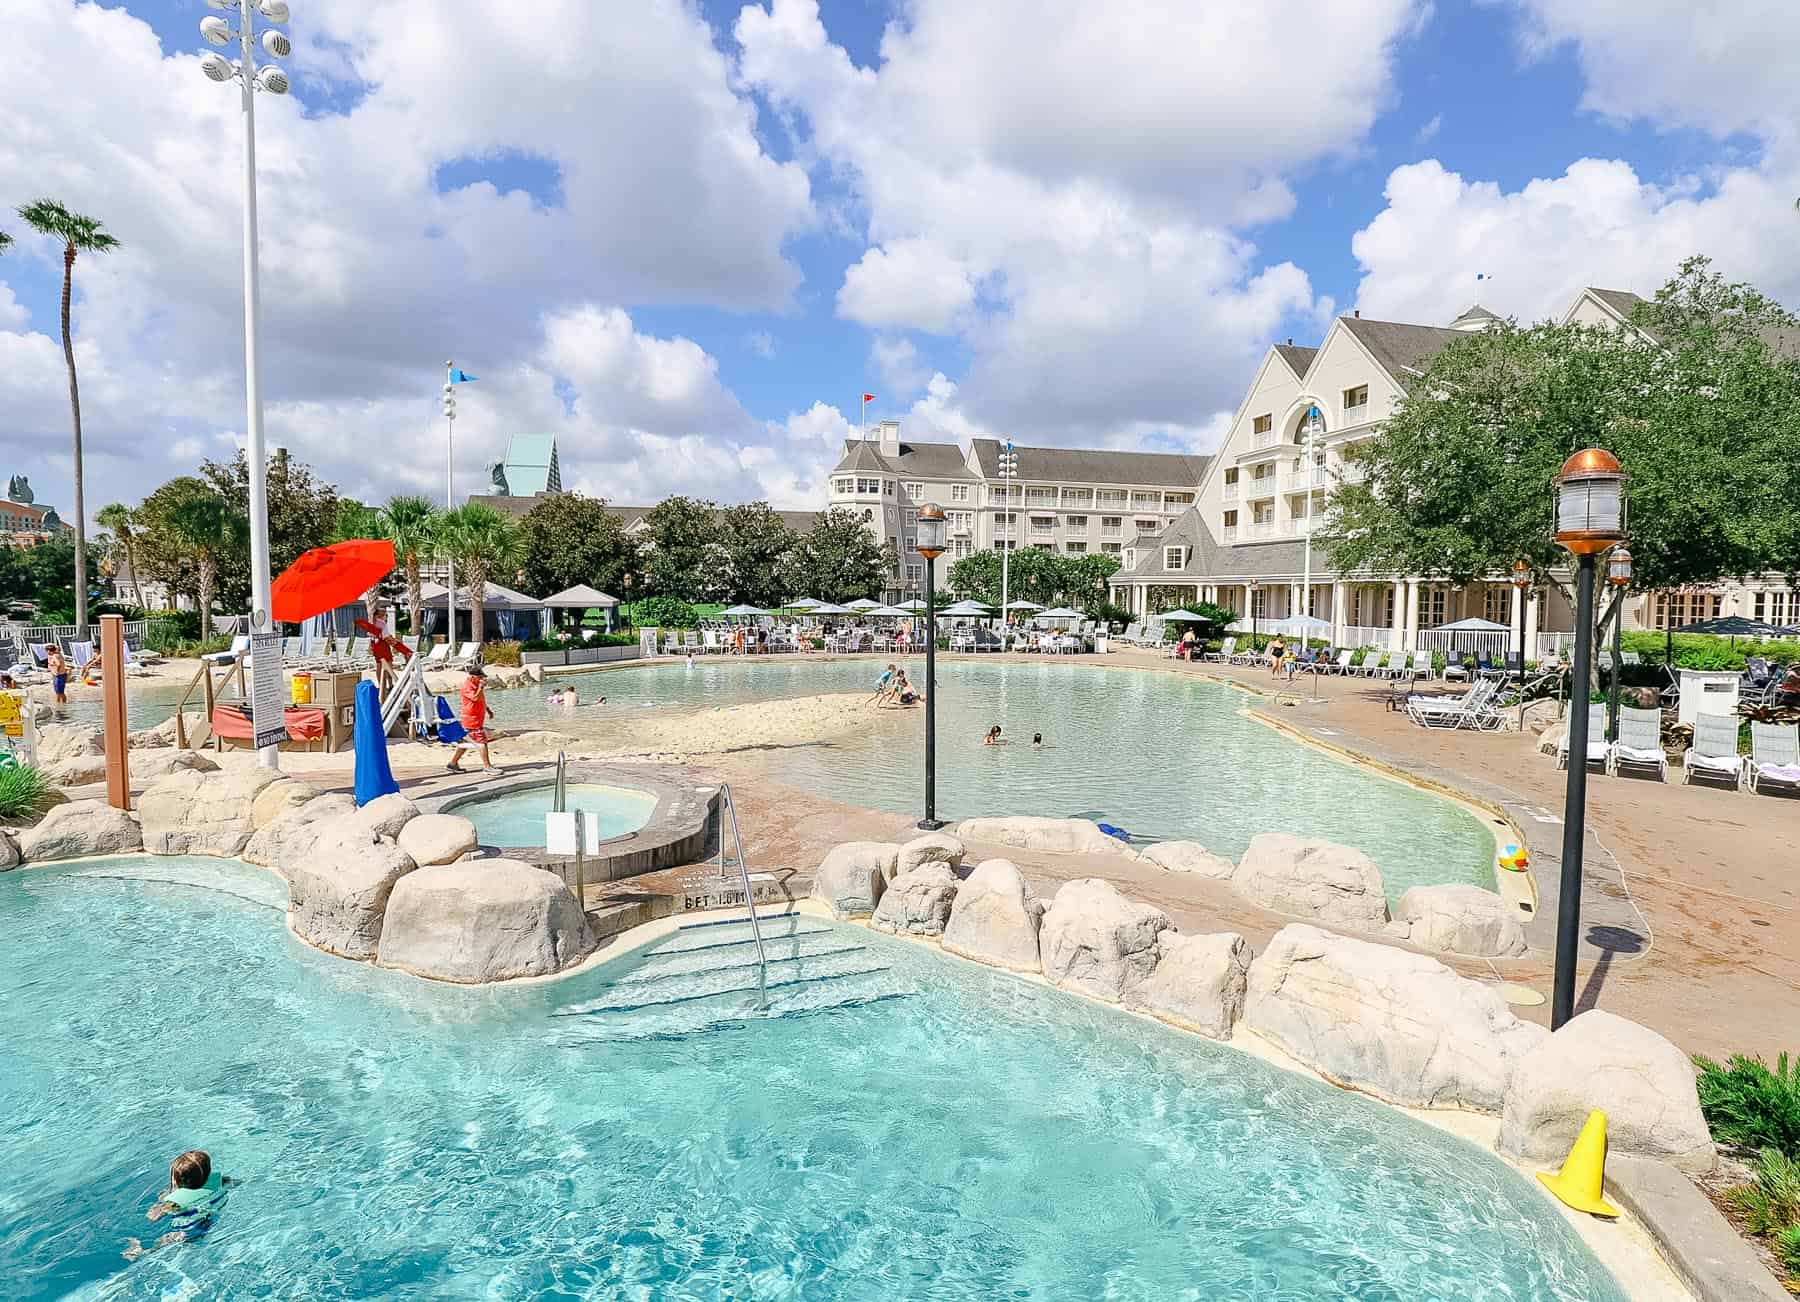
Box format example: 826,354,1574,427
862,393,875,403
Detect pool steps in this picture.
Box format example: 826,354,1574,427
550,917,915,1041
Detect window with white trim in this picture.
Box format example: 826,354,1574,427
1343,384,1368,412
1065,514,1088,529
1482,586,1511,625
1164,546,1186,570
905,564,923,583
1065,541,1087,553
950,484,971,502
1253,414,1272,434
905,482,923,499
1101,541,1122,555
1424,587,1446,627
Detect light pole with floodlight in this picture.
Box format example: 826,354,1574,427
199,0,293,771
442,367,458,645
916,503,947,830
1550,447,1628,1029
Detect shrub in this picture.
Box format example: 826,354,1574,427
1725,1148,1800,1287
0,764,54,822
633,596,699,629
482,640,522,667
1696,1053,1800,1158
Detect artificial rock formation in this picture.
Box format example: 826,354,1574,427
1136,931,1252,1039
128,749,219,784
1243,924,1546,1112
870,863,958,936
0,830,18,869
896,831,965,878
954,816,1138,858
243,793,355,873
36,724,102,764
939,858,1044,972
138,766,285,857
19,799,142,861
811,841,898,919
355,792,420,840
45,755,108,787
1038,877,1171,1004
377,858,592,982
285,824,417,960
396,814,479,867
1391,884,1527,957
1233,833,1389,932
1498,1009,1715,1173
1140,840,1236,879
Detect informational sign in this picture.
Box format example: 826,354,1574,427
0,690,30,770
250,631,288,749
545,811,581,856
639,628,660,659
0,689,22,737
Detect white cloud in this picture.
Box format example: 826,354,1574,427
1351,157,1800,326
737,0,1423,444
1506,0,1800,141
745,330,776,359
0,284,27,331
0,0,814,519
870,336,928,395
1416,113,1442,143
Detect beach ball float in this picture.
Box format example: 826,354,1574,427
1498,844,1529,872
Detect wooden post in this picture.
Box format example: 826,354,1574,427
202,663,219,753
100,614,130,810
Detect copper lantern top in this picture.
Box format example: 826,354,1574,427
1557,447,1624,480
1554,446,1626,554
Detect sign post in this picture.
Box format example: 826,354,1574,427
250,630,287,752
100,614,130,810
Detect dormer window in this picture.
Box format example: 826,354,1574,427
1343,385,1368,412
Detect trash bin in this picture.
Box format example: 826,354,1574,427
291,672,313,705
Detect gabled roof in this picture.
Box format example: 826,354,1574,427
1122,508,1325,582
1338,316,1465,387
1449,303,1502,329
1273,343,1318,376
466,493,555,520
1586,287,1646,321
1576,286,1800,358
828,438,978,480
968,438,1208,487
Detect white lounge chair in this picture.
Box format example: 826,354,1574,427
1746,723,1800,796
1682,712,1745,788
1202,635,1235,663
1405,678,1499,730
1323,649,1353,674
421,642,450,668
1556,704,1609,770
455,641,482,668
1607,705,1668,780
205,633,251,666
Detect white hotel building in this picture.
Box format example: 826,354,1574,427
826,419,1209,594
824,287,1798,641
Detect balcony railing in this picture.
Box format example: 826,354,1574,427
1253,430,1279,450
1248,520,1277,539
1245,477,1277,497
1222,483,1239,503
1130,494,1160,510
1287,466,1330,491
1025,491,1057,506
1221,525,1239,543
1100,528,1123,540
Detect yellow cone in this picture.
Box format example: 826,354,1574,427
1538,1109,1620,1218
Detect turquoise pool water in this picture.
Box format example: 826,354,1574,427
509,660,1500,899
0,858,1625,1300
449,782,659,847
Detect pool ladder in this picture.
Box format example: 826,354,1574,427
554,750,568,813
716,783,769,1010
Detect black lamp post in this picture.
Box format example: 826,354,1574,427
916,503,947,830
1247,579,1259,650
1511,559,1531,689
1551,447,1628,1029
1605,545,1633,742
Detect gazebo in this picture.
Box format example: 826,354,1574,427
418,581,544,642
539,584,620,633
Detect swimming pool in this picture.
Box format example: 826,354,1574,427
448,781,659,848
0,858,1625,1300
513,660,1499,898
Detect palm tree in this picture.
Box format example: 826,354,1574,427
378,495,438,637
432,503,521,646
0,229,11,255
165,494,246,631
95,503,142,607
17,200,120,635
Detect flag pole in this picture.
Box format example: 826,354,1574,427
444,360,456,649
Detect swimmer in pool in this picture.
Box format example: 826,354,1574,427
125,1150,237,1259
1032,732,1043,747
984,725,1003,745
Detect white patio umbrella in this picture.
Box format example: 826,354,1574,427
1004,599,1044,611
1155,608,1209,622
719,604,770,618
785,597,824,610
866,605,910,617
942,600,994,616
1434,617,1510,632
1037,606,1083,620
811,602,854,616
1270,614,1331,635
891,598,929,613
845,598,883,610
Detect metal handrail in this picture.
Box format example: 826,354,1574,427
553,751,568,813
716,783,768,1010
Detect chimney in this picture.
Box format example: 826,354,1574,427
876,418,901,459
1353,310,1360,319
1286,337,1293,346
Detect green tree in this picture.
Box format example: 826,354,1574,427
330,498,382,542
135,476,217,609
17,199,120,634
946,550,1000,603
639,496,719,600
0,538,77,622
518,492,637,600
432,503,523,642
377,495,440,637
164,492,247,626
718,503,796,607
199,448,341,612
1320,258,1800,594
785,507,895,602
95,503,141,607
1064,552,1122,612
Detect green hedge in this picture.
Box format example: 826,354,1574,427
522,631,637,651
1623,631,1800,671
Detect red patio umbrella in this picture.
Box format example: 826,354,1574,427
271,539,395,623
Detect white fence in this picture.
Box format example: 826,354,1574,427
1,619,155,655
1339,624,1395,649
1418,629,1513,660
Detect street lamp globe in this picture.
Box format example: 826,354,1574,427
915,502,946,559
1606,544,1633,588
1554,448,1627,554
1511,559,1530,590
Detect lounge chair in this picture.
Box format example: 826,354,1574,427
1682,712,1745,788
1746,723,1800,796
1361,650,1393,678
1406,650,1432,680
1408,677,1500,728
1326,649,1354,674
205,634,252,666
1443,655,1469,683
1202,636,1235,663
682,630,700,653
1607,705,1668,780
455,641,482,668
421,642,451,669
1557,704,1609,770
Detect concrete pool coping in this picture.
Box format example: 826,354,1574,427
418,760,717,881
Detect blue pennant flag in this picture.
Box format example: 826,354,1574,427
450,368,478,383
1475,273,1490,282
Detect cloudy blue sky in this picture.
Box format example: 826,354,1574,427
2,0,1796,523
